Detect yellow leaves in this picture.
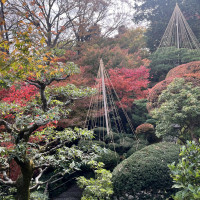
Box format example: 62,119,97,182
60,68,64,72
36,72,41,78
40,37,46,45
38,65,43,69
1,0,7,4
28,57,33,63
50,71,56,76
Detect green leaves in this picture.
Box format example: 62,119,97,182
77,161,113,200
152,78,200,140
46,84,96,101
168,140,200,200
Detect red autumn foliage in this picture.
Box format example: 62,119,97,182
57,50,78,63
0,140,21,181
135,123,154,135
147,61,200,112
109,66,150,108
0,83,38,106
0,83,39,181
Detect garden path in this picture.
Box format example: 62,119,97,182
52,184,82,200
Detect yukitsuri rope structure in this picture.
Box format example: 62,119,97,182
158,3,200,50
85,59,136,142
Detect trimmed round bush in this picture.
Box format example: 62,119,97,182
96,149,120,170
136,123,160,144
112,142,180,199
126,141,148,158
107,137,135,155
104,132,121,143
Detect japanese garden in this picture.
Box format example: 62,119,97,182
0,0,199,200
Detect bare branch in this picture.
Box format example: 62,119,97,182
30,167,48,191
46,75,70,86
0,171,16,186
26,80,41,89
30,170,62,192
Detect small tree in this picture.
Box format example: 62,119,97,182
152,78,200,142
168,140,200,200
0,24,98,200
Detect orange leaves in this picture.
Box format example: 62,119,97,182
51,31,58,35
43,56,48,62
30,1,36,6
147,61,200,112
135,123,154,135
166,61,200,79
38,12,43,17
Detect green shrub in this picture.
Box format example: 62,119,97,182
106,143,120,153
106,137,134,155
112,142,180,199
104,132,121,144
78,139,106,150
78,140,119,170
168,140,200,200
116,136,135,144
126,141,148,158
30,191,48,200
131,99,151,129
145,118,157,127
96,149,120,170
93,127,107,140
77,161,113,200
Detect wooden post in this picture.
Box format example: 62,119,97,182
100,59,110,135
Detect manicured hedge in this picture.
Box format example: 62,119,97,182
96,149,120,170
112,142,180,199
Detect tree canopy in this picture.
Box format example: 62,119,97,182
152,78,200,142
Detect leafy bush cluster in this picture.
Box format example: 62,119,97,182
112,142,180,200
77,161,113,200
168,140,200,200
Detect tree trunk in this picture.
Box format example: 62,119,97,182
40,85,47,112
16,160,34,200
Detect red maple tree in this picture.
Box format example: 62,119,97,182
108,66,150,108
